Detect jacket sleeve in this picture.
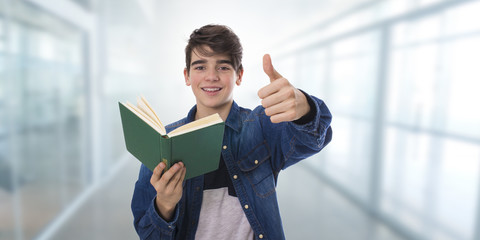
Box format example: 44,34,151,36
131,164,180,240
261,91,333,171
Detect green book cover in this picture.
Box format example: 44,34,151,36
118,101,224,180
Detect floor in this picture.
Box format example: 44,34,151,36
277,162,406,240
48,157,408,240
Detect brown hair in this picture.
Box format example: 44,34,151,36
185,24,243,74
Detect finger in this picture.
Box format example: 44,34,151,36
257,77,287,99
259,79,293,106
166,163,185,192
264,98,295,117
258,82,278,100
269,110,297,123
180,166,186,182
261,91,282,109
160,162,182,184
174,166,187,190
263,54,283,82
151,162,166,182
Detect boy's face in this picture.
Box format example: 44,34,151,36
184,46,243,115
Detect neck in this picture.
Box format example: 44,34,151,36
195,101,233,121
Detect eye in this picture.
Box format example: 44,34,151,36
218,66,231,71
194,66,206,70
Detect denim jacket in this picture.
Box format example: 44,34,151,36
131,94,332,240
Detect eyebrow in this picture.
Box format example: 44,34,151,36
217,60,233,65
191,59,207,66
191,59,233,66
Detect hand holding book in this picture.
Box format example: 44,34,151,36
151,161,185,221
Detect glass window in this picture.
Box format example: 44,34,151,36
386,44,439,128
383,2,480,239
443,36,480,138
329,54,377,118
381,127,479,240
302,32,380,202
388,5,480,138
296,48,328,98
330,32,379,119
381,128,434,235
0,3,87,239
274,56,296,84
436,138,479,240
294,1,480,240
322,116,373,201
0,15,7,193
0,17,4,52
444,1,480,36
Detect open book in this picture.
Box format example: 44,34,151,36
119,96,225,180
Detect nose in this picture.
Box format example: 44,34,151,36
205,68,219,81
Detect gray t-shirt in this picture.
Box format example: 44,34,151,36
195,188,254,240
195,156,254,239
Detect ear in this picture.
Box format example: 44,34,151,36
236,69,244,86
184,68,191,86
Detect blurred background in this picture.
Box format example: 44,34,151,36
1,0,480,239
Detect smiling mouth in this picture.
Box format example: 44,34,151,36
202,87,222,92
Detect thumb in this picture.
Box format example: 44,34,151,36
263,54,282,82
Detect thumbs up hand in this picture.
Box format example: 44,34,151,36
258,54,311,123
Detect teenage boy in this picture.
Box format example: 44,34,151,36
131,24,332,240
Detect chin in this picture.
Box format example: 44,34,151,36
203,100,231,109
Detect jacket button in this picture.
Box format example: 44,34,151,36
244,204,249,209
254,160,258,164
259,234,264,239
233,175,238,180
223,145,227,150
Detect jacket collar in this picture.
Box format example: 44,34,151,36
186,101,241,133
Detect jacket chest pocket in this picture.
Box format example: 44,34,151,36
238,141,276,198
